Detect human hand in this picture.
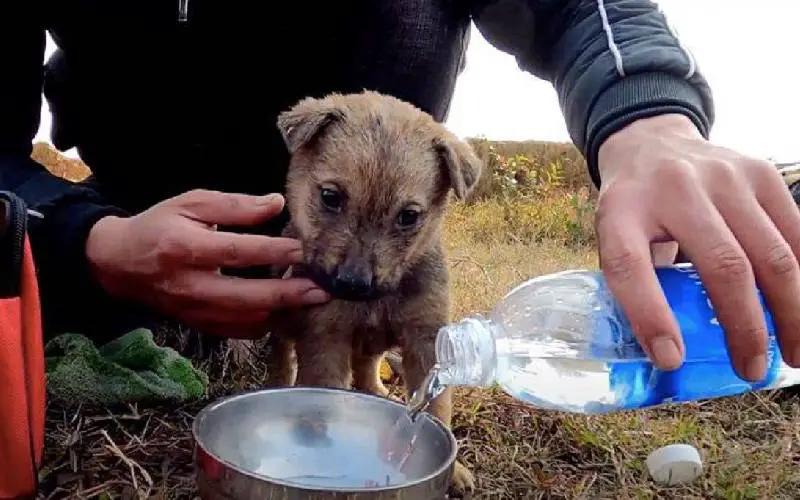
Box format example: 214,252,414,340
595,113,800,381
84,189,330,338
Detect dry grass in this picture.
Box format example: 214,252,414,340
31,143,800,499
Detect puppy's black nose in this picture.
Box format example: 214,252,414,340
333,264,374,299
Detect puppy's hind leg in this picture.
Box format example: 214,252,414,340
264,332,297,387
352,352,398,400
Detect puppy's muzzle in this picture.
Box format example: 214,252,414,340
331,262,375,300
300,259,386,301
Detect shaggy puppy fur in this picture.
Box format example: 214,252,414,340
263,90,483,495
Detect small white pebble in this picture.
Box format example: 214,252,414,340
646,444,703,486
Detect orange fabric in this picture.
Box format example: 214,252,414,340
0,235,45,499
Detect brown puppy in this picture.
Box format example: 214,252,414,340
264,90,482,496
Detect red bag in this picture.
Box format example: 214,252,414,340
0,190,45,499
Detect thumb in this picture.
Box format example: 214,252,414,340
168,189,285,226
650,241,679,266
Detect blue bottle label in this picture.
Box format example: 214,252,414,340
604,266,783,410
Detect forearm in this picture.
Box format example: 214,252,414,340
470,0,715,187
34,198,139,339
2,156,131,334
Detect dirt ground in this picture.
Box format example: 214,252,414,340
39,377,800,499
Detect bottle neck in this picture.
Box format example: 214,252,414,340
435,316,498,387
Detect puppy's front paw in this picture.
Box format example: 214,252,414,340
448,460,475,498
386,393,404,403
361,381,405,403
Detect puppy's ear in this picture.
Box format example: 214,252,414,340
277,96,345,153
434,134,483,200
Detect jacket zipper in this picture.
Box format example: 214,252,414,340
178,0,189,22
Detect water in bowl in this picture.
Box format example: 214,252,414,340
253,417,410,488
242,393,433,490
234,373,447,491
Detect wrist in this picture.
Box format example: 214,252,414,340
583,72,713,188
85,215,128,292
597,113,704,180
602,113,701,150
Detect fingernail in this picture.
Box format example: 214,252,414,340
303,288,330,304
288,247,304,262
649,336,683,370
259,193,283,205
743,354,767,381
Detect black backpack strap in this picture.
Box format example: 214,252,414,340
0,191,29,299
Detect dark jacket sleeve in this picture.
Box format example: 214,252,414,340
469,0,715,187
1,7,130,334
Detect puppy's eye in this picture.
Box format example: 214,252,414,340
396,208,420,228
320,188,343,212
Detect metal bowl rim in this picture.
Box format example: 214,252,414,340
191,386,458,493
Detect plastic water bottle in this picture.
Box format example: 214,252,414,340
432,264,800,414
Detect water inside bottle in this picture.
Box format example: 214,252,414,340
476,271,641,413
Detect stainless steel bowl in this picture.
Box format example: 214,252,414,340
192,387,457,499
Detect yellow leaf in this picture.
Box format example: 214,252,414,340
379,358,394,381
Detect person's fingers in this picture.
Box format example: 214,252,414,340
715,159,800,368
595,195,684,370
663,175,767,381
184,231,307,269
719,202,800,369
163,272,331,338
169,189,285,226
172,271,330,313
747,158,800,264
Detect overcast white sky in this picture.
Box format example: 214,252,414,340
35,1,800,163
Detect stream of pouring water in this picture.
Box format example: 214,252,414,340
379,363,446,470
